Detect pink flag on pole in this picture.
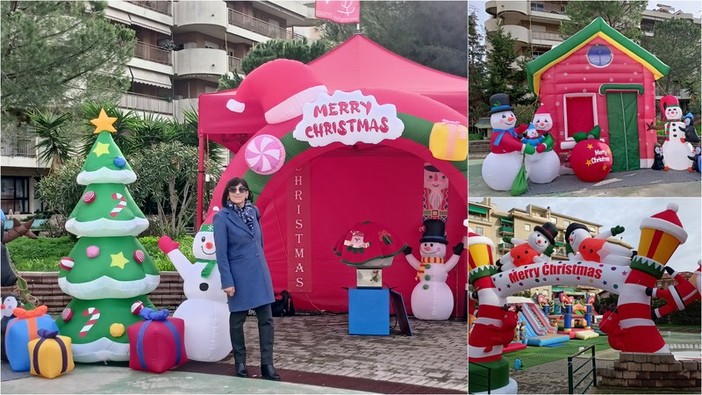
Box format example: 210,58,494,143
315,0,360,24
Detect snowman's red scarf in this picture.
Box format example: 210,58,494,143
416,257,445,280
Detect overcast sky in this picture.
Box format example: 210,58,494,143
470,1,702,30
468,197,701,272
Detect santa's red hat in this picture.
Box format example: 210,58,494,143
640,202,688,244
467,229,493,248
534,102,549,115
226,59,328,124
659,95,680,121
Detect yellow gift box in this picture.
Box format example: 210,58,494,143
28,329,74,379
429,121,468,161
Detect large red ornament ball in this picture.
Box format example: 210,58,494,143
569,139,613,182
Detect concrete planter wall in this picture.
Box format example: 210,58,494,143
1,271,186,315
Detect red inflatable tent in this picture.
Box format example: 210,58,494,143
197,35,467,316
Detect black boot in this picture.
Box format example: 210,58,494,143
261,364,280,381
234,362,249,378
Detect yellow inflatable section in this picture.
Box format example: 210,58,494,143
28,330,75,379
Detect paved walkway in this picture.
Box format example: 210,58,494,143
468,159,701,197
1,313,466,394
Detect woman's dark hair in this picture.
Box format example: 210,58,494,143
221,177,254,207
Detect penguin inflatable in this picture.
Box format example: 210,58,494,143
651,145,665,170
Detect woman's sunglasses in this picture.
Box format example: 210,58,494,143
228,186,249,193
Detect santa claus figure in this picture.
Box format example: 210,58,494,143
565,222,633,266
497,222,558,272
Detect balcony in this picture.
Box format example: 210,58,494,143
229,55,242,73
499,226,514,235
173,47,228,77
486,1,530,17
134,41,172,65
227,8,305,40
174,1,227,30
126,0,172,16
501,24,530,44
1,137,36,157
498,242,514,252
118,92,173,115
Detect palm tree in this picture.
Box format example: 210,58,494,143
79,101,138,156
26,109,73,174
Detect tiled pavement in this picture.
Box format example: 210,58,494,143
2,313,467,394
228,313,467,392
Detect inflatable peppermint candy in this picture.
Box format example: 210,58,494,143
244,134,286,175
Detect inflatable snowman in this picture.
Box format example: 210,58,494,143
404,219,463,320
497,222,557,271
525,107,560,184
158,223,232,362
565,222,632,266
481,93,535,191
659,95,693,171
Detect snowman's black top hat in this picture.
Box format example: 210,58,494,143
534,222,558,245
489,93,513,114
420,219,448,244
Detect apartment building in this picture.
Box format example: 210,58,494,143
485,1,701,60
468,197,634,298
1,0,314,216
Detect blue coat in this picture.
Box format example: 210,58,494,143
214,206,274,312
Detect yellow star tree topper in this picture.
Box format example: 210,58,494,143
91,109,117,134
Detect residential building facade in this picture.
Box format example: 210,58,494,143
468,197,633,299
1,0,314,216
485,1,701,61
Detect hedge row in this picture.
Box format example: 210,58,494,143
6,235,196,272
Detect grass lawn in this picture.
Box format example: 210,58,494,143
501,335,612,370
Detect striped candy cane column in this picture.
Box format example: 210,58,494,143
613,203,687,353
110,193,127,217
468,230,516,393
80,307,100,337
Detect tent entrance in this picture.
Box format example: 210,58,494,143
606,92,639,172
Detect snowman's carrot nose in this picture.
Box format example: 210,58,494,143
205,242,213,249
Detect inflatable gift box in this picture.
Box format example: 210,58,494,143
429,120,468,161
5,305,59,372
28,329,75,379
127,308,187,373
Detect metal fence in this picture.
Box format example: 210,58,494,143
1,137,36,157
568,345,598,394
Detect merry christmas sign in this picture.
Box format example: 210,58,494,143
293,90,404,147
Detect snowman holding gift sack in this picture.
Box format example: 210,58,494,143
404,219,464,320
481,93,538,191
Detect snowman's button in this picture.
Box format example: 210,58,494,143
200,282,209,291
423,284,429,290
424,275,431,281
425,263,431,269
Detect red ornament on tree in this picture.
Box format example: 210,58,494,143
569,126,613,182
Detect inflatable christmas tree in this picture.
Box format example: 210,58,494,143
56,109,160,363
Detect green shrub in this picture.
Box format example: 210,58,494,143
6,236,74,271
6,235,196,273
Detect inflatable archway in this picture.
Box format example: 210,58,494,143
468,203,700,394
206,77,467,315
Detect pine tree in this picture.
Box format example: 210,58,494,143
55,109,159,363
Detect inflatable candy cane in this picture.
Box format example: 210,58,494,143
80,307,100,337
110,193,127,217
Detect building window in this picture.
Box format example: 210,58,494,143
525,224,531,231
475,226,483,235
563,220,569,227
587,44,612,67
1,176,30,214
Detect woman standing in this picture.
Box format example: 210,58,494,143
214,177,280,381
